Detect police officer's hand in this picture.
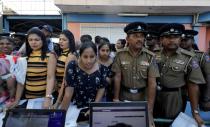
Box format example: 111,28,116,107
112,98,120,102
51,101,60,109
193,113,204,127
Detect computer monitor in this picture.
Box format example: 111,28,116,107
3,109,66,127
90,101,149,127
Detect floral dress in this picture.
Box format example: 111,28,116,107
65,61,107,108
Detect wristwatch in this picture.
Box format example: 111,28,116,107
193,109,199,114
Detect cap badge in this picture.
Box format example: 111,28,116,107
137,26,142,30
181,34,185,38
170,28,175,32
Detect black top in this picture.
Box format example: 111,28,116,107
66,61,107,108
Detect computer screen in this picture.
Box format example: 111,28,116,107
3,109,66,127
90,102,149,127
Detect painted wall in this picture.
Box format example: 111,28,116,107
65,14,210,52
206,27,210,51
67,23,80,42
197,26,207,52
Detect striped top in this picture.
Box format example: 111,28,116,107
25,50,50,99
55,49,69,89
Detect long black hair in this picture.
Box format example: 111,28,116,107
26,27,48,60
79,41,97,56
58,29,76,56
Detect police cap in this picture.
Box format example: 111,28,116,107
182,30,198,39
124,22,147,34
159,23,185,37
146,31,159,39
39,25,53,33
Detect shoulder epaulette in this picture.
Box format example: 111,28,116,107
180,48,195,57
194,50,205,65
194,50,205,58
142,47,155,56
194,50,204,54
118,48,127,52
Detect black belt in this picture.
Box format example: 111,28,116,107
158,86,180,92
122,85,146,94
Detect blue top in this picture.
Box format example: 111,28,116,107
66,61,107,108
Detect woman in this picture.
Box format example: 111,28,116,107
0,36,16,106
60,41,106,110
10,27,56,109
0,36,14,55
53,30,77,108
97,41,114,101
115,39,126,52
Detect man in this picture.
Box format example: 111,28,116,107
112,22,160,127
39,25,54,51
181,30,210,111
11,32,26,51
154,23,205,126
145,31,161,52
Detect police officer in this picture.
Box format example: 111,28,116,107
154,23,205,126
112,22,160,127
181,30,210,111
146,31,161,52
11,32,26,51
39,25,54,51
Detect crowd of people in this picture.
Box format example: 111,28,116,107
0,22,210,127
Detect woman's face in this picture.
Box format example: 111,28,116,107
28,34,43,51
116,40,123,49
80,47,96,69
59,34,69,50
99,44,110,59
0,39,13,55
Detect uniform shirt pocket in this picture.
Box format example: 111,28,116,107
122,63,130,70
138,65,148,79
170,62,185,73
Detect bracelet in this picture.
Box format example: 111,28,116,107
45,94,53,99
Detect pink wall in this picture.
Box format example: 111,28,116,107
67,23,80,42
198,26,207,52
184,24,192,29
206,27,210,52
65,22,209,52
184,24,208,52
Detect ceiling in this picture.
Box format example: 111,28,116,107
8,19,62,35
57,5,210,15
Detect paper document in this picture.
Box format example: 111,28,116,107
171,112,206,127
26,98,45,109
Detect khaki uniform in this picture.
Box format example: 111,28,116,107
154,48,205,119
112,47,160,101
193,50,210,111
